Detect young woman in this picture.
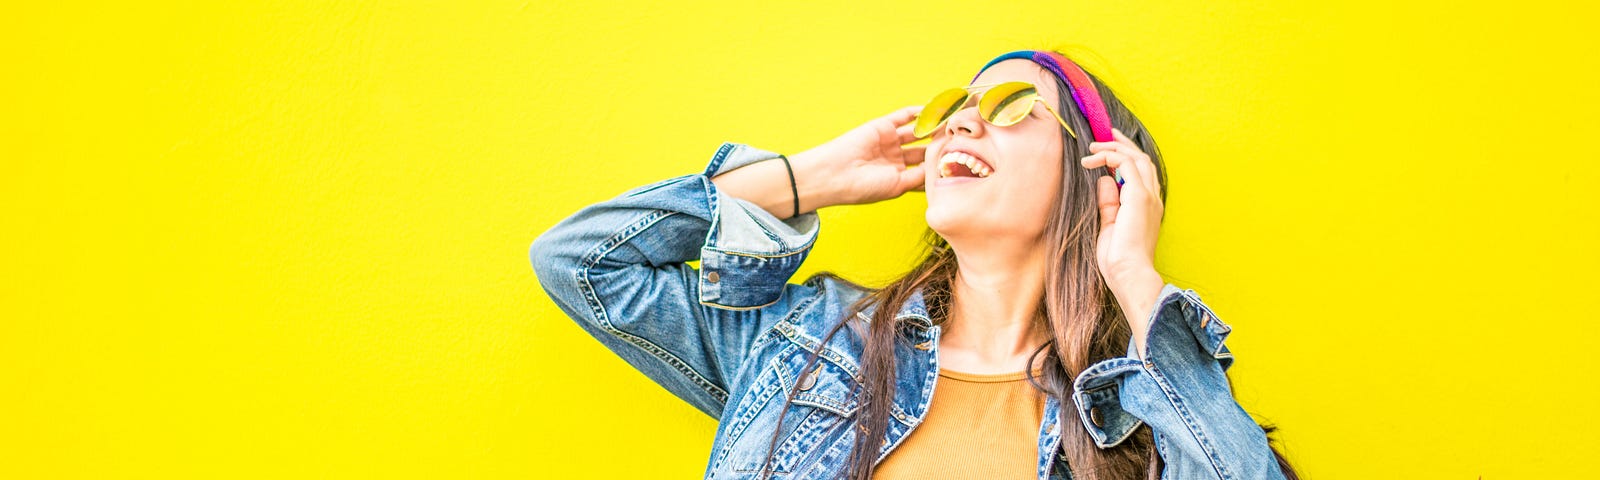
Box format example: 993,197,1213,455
531,50,1295,479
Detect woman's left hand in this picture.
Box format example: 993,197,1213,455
1080,128,1166,354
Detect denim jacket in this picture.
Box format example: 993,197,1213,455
529,143,1287,479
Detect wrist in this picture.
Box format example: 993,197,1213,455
709,155,820,220
787,149,843,213
1109,268,1164,358
1105,262,1158,287
1110,269,1163,318
1108,268,1163,300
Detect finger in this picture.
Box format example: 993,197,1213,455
1089,138,1139,156
896,123,922,146
1079,151,1119,189
1095,174,1120,231
878,121,914,152
1132,151,1157,198
1084,150,1142,195
1085,143,1132,187
1104,150,1144,200
1112,129,1159,195
1079,151,1110,168
1111,128,1138,148
1094,141,1154,195
886,105,922,127
898,144,927,166
1094,130,1145,166
900,161,928,192
1079,151,1132,172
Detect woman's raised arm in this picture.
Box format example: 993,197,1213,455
530,142,831,418
529,108,927,417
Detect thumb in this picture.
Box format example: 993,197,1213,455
1096,175,1120,230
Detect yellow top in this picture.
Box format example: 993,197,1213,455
872,368,1048,479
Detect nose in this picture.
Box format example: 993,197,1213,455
944,105,984,137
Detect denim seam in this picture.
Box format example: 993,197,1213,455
713,355,792,471
1040,396,1066,480
732,407,826,474
705,246,814,260
773,321,862,378
703,142,738,177
577,208,730,405
781,393,840,464
791,385,858,417
699,296,784,312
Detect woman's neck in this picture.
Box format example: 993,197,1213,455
939,240,1051,374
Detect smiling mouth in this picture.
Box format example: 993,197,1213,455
938,151,993,178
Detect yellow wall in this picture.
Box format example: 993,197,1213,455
5,1,1597,478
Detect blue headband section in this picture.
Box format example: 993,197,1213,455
971,50,1052,83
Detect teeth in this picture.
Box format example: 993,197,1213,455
938,151,993,178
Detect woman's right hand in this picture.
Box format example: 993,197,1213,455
789,105,928,208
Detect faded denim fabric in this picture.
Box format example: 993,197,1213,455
529,142,1287,479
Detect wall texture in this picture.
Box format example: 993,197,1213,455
4,1,1597,478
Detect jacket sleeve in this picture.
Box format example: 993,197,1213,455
529,142,829,419
1069,285,1287,480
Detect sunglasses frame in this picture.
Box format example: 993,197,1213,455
913,81,1078,139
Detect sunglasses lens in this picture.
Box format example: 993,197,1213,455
979,82,1038,127
913,88,971,137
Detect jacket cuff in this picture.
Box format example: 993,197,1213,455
696,143,821,310
1070,284,1235,447
1132,285,1234,368
1071,356,1147,448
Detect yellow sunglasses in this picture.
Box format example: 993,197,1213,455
912,81,1078,139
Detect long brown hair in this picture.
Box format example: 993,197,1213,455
756,51,1296,480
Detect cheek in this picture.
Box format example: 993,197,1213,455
997,158,1065,217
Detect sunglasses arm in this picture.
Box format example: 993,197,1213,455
1040,102,1079,139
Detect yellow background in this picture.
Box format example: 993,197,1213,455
5,1,1597,478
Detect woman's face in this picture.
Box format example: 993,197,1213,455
924,59,1069,244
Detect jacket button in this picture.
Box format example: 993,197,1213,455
706,271,720,283
798,368,820,391
1088,407,1105,428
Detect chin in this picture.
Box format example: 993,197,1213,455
924,203,980,239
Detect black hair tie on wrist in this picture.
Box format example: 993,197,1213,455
778,154,799,218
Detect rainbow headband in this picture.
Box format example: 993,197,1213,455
971,50,1114,143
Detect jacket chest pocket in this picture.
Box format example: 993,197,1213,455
721,347,861,477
